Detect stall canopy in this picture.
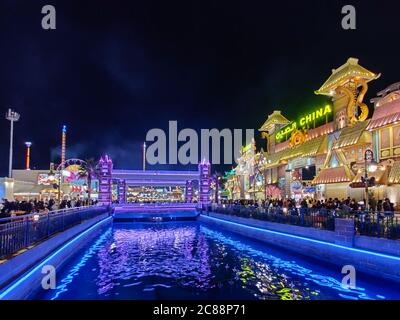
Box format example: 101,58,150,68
312,166,354,185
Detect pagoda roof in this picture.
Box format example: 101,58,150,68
315,58,380,96
262,135,327,169
377,82,400,97
312,166,354,185
332,120,371,149
259,110,290,131
367,91,400,131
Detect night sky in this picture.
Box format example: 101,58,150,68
0,0,399,175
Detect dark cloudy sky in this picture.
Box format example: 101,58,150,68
0,0,399,175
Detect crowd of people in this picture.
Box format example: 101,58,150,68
220,196,396,216
0,198,98,218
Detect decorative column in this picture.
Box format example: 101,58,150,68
334,218,355,247
198,160,211,204
185,180,193,203
284,168,292,198
98,155,113,205
117,179,126,204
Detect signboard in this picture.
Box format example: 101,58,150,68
276,105,333,143
303,187,316,193
38,173,60,185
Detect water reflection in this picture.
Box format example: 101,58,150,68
42,222,395,300
96,224,213,296
200,226,383,300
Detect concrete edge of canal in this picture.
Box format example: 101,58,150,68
0,213,112,300
199,212,400,284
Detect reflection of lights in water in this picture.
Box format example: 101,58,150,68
96,225,213,295
49,228,112,300
239,258,256,285
200,226,384,300
109,243,117,253
41,223,392,300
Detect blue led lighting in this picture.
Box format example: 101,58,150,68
0,217,112,300
199,225,380,300
201,215,400,261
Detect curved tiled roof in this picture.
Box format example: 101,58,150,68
315,58,380,96
332,120,371,149
259,110,290,132
313,166,354,185
367,92,400,131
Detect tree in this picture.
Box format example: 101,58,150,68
78,158,100,201
211,171,223,204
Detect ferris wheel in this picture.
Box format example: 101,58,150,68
56,158,87,172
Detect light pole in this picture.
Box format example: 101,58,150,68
143,142,146,171
25,142,32,170
363,149,378,212
6,109,20,178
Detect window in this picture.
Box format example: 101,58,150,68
380,124,400,158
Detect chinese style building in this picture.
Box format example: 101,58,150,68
367,82,400,205
227,58,400,209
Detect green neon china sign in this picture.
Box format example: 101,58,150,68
275,105,332,142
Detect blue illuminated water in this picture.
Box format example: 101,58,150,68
35,221,400,300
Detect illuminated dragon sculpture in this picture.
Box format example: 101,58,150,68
336,77,369,125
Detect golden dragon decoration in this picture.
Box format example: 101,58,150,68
336,77,369,125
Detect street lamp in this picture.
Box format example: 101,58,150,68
363,149,377,212
6,109,20,178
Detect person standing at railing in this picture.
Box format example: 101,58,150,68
377,200,383,213
369,196,377,212
383,198,394,222
47,198,55,211
300,199,308,224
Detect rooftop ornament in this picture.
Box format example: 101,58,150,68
315,57,380,96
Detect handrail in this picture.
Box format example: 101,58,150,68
113,202,197,208
0,205,110,259
0,205,104,224
206,204,400,216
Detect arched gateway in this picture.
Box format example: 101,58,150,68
97,155,211,205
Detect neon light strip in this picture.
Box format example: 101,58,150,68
113,170,199,175
26,146,30,170
201,215,400,261
0,216,112,300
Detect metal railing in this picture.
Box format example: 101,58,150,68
202,205,336,231
114,202,198,208
0,205,110,259
354,214,400,240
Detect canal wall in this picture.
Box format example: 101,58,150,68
202,212,337,242
203,212,400,255
354,236,400,257
113,204,199,222
199,213,400,284
0,212,112,300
